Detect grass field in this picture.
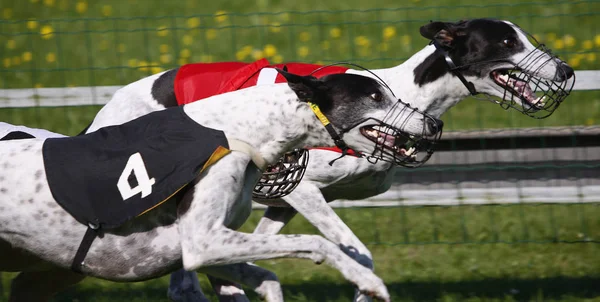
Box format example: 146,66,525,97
1,1,600,301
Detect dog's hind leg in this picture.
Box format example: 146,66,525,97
201,264,282,302
167,269,210,302
9,268,85,302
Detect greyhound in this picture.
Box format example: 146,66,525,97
0,70,442,302
78,18,573,302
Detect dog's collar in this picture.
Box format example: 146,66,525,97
227,139,268,171
431,40,478,96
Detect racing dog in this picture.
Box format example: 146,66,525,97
0,70,441,302
78,18,574,302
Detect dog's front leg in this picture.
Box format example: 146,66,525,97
200,263,283,302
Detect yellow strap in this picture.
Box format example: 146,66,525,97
308,102,331,126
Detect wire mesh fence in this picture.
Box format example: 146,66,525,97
0,0,599,248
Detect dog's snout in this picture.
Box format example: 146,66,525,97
556,62,575,81
426,118,443,135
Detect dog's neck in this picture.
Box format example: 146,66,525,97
183,84,334,164
348,44,471,118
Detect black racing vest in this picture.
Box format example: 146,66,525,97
43,106,229,229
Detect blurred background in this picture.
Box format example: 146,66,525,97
1,0,599,301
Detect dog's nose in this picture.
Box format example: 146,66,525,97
426,118,443,135
556,62,575,81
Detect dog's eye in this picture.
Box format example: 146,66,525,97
503,38,516,48
370,92,382,102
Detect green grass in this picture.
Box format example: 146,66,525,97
1,0,600,133
2,204,599,301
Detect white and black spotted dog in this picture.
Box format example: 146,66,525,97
78,18,573,302
0,70,440,301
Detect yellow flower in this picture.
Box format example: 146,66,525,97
251,49,264,60
118,43,126,53
12,56,21,65
200,54,213,62
263,44,277,57
6,39,16,50
22,51,33,62
187,17,201,29
160,54,172,64
75,1,87,14
299,32,311,42
567,55,581,68
401,35,412,46
330,28,341,39
40,25,54,39
27,20,39,30
320,40,330,50
214,10,228,23
315,60,324,65
159,44,169,54
151,66,163,74
278,12,290,22
272,54,283,64
553,39,564,50
102,5,112,17
582,40,593,50
297,46,309,58
240,45,253,53
586,53,596,62
378,42,389,52
594,34,600,47
205,29,217,40
2,8,12,19
44,0,55,6
562,35,575,48
354,36,370,47
180,48,191,58
127,58,138,68
545,32,557,42
46,52,56,63
137,60,149,72
269,22,281,33
182,35,193,46
157,26,169,37
3,58,11,68
235,50,247,61
383,26,396,41
178,57,188,65
585,118,595,126
532,34,541,42
35,83,43,88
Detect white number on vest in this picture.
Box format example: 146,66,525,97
117,152,156,200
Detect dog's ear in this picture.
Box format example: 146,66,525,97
276,68,328,101
420,21,467,48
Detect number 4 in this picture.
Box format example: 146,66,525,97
117,152,156,200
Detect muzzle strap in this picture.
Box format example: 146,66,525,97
432,41,478,96
307,102,358,165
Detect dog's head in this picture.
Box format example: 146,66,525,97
419,18,575,118
279,69,443,167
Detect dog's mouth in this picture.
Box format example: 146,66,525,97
491,69,546,108
360,125,418,161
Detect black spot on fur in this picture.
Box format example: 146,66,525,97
0,188,7,193
151,68,179,108
35,183,43,193
0,131,35,140
35,170,43,180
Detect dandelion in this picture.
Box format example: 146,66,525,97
187,17,201,29
205,29,217,40
251,49,264,60
269,22,281,33
35,83,43,88
586,53,596,62
157,26,169,37
22,51,33,62
159,44,169,54
315,60,324,65
160,54,172,64
378,42,389,52
546,32,557,42
299,32,311,42
3,58,11,68
46,52,56,63
118,43,126,53
151,65,163,74
44,0,55,6
180,48,191,58
2,8,12,19
137,60,149,72
6,39,16,50
235,50,247,61
215,10,228,23
272,54,284,64
383,26,396,41
75,1,87,14
200,54,213,63
102,5,112,17
354,36,370,47
594,34,600,47
263,44,277,57
320,40,330,50
297,46,309,58
567,54,581,68
27,20,39,30
585,118,595,126
532,34,541,42
182,35,193,46
128,58,138,68
330,27,341,39
278,12,290,22
582,40,593,50
40,25,54,40
12,56,21,65
562,35,575,48
401,35,412,46
553,39,564,50
178,57,188,65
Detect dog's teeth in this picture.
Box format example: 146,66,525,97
498,74,510,83
404,147,416,156
532,95,547,106
377,137,384,143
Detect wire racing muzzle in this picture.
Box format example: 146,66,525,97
433,31,575,119
252,148,309,199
